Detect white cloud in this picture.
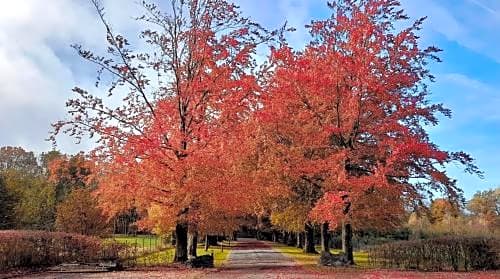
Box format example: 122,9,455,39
401,0,500,63
0,0,142,154
3,0,497,157
0,0,319,155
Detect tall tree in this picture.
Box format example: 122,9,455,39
467,188,499,230
2,169,56,230
0,146,40,175
258,0,480,264
55,188,109,236
468,188,499,216
0,175,16,229
52,0,282,262
429,198,460,224
48,153,94,202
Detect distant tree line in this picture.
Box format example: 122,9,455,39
0,146,136,235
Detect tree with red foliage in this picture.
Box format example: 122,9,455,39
257,0,480,264
52,0,284,262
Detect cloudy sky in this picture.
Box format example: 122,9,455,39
0,0,499,198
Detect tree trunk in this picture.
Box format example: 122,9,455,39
174,222,188,262
272,231,278,242
282,231,289,244
342,221,354,265
187,227,198,259
204,235,209,251
287,232,296,246
303,222,317,253
171,230,176,246
321,222,330,253
296,232,303,248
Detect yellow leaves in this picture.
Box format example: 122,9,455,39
145,204,175,236
271,204,309,232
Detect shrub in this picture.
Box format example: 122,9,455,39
0,230,121,271
368,236,499,271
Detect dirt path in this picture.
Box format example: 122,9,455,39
203,238,313,278
223,238,296,269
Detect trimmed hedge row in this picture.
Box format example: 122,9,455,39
0,230,121,270
368,236,499,271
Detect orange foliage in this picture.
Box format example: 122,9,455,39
255,0,479,230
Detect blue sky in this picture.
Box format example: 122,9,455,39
0,0,499,198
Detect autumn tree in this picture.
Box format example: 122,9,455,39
40,150,63,173
429,198,460,224
48,153,94,202
0,175,16,229
0,146,57,229
0,146,40,175
52,0,284,262
467,188,499,231
2,169,56,230
55,188,109,236
258,0,480,264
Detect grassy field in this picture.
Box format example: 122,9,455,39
106,235,232,267
136,245,231,267
272,243,369,268
109,234,165,249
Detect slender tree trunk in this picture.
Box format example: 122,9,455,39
287,231,296,246
296,232,303,248
303,222,317,253
187,227,198,259
283,231,289,244
342,221,354,265
321,222,330,253
171,231,176,246
204,235,209,251
174,222,188,262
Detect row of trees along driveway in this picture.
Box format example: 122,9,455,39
52,0,481,264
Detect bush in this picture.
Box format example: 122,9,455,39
0,230,121,271
368,236,499,271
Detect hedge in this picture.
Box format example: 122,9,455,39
368,236,499,271
0,230,122,271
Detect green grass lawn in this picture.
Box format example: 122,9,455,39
272,243,369,268
107,235,231,267
136,245,231,267
108,234,165,250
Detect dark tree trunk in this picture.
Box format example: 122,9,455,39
272,231,278,242
321,222,330,253
303,222,317,254
204,235,209,251
187,227,198,259
171,230,176,246
296,232,303,248
174,222,188,262
342,222,354,265
287,232,296,246
283,231,289,244
232,231,237,241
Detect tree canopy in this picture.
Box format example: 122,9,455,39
51,0,480,263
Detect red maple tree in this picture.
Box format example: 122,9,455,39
52,0,284,262
256,0,480,263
